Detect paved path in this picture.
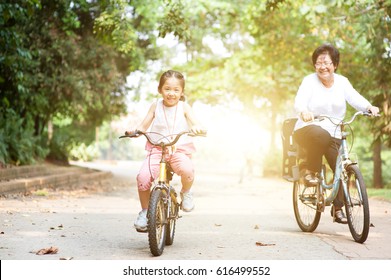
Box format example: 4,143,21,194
2,160,390,261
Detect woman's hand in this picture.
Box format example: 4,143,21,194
300,111,314,122
367,105,380,116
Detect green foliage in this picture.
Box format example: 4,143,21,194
367,188,391,201
47,117,97,162
69,143,99,161
1,0,161,165
0,108,48,165
152,0,391,187
158,0,190,41
1,0,390,188
95,120,145,161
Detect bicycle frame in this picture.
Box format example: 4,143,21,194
320,144,354,208
154,145,175,219
317,112,366,207
119,129,206,255
290,110,374,242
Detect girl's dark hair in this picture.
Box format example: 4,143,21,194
312,43,340,71
158,70,186,101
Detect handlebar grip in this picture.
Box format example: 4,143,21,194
313,116,324,121
364,111,380,117
119,130,143,139
189,130,207,137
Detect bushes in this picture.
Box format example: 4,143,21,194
0,109,48,165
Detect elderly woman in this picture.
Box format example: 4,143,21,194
293,43,379,224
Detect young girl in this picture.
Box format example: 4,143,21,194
126,70,205,232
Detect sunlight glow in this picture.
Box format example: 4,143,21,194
192,102,270,169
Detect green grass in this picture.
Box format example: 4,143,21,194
367,188,391,202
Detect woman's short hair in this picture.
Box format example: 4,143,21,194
312,43,340,70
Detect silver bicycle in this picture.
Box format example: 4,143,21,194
282,111,377,243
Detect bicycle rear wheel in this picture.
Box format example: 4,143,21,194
293,178,321,232
165,189,179,246
344,165,370,243
148,188,167,256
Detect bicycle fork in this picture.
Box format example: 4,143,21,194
157,156,179,222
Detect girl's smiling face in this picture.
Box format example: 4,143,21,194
159,77,184,107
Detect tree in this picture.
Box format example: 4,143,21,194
0,0,161,164
151,0,390,185
303,0,391,188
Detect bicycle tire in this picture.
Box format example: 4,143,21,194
344,165,370,243
165,189,179,246
293,177,321,232
148,188,167,256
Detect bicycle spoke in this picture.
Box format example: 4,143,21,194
293,179,321,232
345,165,369,243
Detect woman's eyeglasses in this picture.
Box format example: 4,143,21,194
315,61,333,68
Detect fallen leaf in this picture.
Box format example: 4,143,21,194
35,246,59,255
214,223,222,227
59,257,73,260
50,224,64,230
255,242,275,246
254,225,260,229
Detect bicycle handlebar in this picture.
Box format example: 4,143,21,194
119,130,207,147
315,111,379,126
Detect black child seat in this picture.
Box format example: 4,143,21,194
281,118,298,182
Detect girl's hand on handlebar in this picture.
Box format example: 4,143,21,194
190,125,207,136
300,111,314,122
125,129,142,136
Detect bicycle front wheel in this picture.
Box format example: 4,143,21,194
344,165,370,243
148,188,167,256
293,178,321,232
165,189,179,246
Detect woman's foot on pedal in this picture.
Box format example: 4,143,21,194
134,209,148,232
180,191,194,212
304,172,319,186
331,207,348,224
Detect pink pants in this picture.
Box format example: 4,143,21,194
137,143,196,191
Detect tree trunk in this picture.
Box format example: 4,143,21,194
373,137,383,189
270,107,277,151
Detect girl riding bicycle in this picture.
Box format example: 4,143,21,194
293,43,379,224
125,70,206,232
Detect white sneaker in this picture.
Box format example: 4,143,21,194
134,209,148,232
181,191,194,212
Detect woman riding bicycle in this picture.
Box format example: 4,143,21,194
293,43,379,224
125,70,206,232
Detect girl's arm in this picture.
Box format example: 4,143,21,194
183,102,206,133
125,102,156,134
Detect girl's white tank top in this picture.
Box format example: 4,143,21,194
149,99,192,146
